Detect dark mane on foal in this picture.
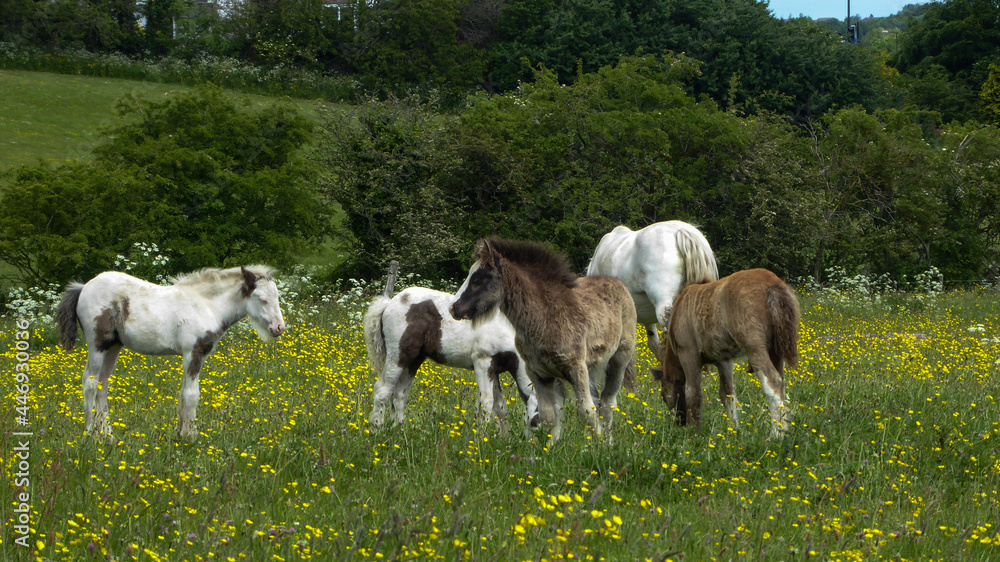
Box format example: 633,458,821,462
479,237,577,288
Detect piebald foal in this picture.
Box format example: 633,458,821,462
56,266,285,440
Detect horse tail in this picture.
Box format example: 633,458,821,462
364,296,391,376
56,282,85,352
364,260,400,376
675,224,719,286
767,283,801,370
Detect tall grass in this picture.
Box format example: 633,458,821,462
1,280,999,560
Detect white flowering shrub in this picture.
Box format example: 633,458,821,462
912,266,944,297
114,242,172,284
795,265,951,315
798,266,895,303
4,284,62,324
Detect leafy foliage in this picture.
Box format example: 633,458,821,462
488,0,888,119
315,96,468,277
892,0,1000,122
352,0,487,96
0,87,327,284
225,0,353,72
318,54,1000,281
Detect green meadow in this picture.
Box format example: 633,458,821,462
0,70,331,174
1,286,1000,561
0,71,184,171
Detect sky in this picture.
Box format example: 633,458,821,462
766,0,932,20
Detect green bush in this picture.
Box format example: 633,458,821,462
0,87,329,284
317,53,1000,281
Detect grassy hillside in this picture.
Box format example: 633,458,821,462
0,70,332,174
0,71,191,171
0,70,345,278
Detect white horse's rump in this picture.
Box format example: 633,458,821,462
365,287,538,437
56,266,285,440
587,221,718,356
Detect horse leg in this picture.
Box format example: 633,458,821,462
178,352,204,440
747,350,789,436
532,376,562,445
81,348,105,436
716,360,739,427
370,362,403,428
92,345,122,438
599,352,630,441
391,362,420,425
491,372,511,435
472,356,501,428
677,352,704,431
571,364,601,440
512,358,539,439
644,325,663,358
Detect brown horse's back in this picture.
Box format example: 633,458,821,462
664,268,799,435
576,276,638,389
670,268,799,367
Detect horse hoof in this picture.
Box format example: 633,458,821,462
529,414,540,428
178,426,199,441
87,430,116,444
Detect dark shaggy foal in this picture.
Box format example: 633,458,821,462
451,238,637,446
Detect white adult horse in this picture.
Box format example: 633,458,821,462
587,221,718,357
365,286,539,438
56,266,286,440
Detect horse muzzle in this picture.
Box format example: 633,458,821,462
269,322,286,337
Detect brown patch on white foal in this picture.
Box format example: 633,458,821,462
397,300,447,369
655,268,799,436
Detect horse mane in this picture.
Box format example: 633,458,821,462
171,265,276,294
478,237,577,288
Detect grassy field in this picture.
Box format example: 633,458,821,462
0,70,333,174
0,71,189,171
1,286,999,561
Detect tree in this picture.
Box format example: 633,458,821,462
892,0,1000,122
352,0,487,95
318,53,817,274
0,88,328,284
805,107,959,279
980,63,1000,124
1,0,142,53
488,0,888,120
225,0,352,72
315,96,468,277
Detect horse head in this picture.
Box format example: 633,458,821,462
242,266,286,340
451,240,506,323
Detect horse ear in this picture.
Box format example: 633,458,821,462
475,239,492,262
241,266,258,295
